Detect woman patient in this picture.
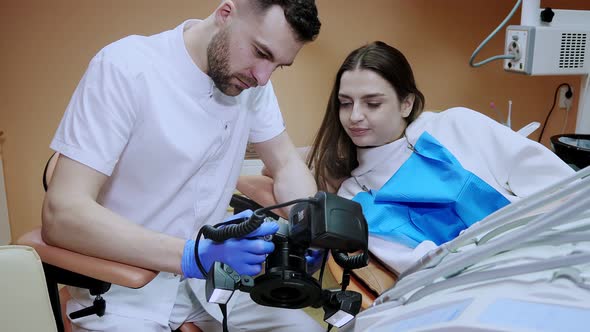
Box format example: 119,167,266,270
306,41,574,275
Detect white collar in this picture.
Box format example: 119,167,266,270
352,139,407,177
351,112,437,177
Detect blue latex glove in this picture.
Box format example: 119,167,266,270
182,210,279,279
306,248,325,274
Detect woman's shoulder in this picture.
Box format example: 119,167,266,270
407,107,503,145
421,107,498,132
410,108,479,129
437,107,490,122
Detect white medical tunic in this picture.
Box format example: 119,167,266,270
50,20,285,325
338,107,574,274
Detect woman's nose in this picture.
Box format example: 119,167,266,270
350,104,364,122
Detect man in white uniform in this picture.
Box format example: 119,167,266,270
42,1,322,331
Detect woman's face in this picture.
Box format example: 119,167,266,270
338,69,414,147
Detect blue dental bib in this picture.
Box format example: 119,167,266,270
353,132,510,248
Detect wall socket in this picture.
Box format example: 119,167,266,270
504,28,531,74
558,86,573,109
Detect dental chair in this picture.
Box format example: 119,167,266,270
232,120,541,311
16,153,202,332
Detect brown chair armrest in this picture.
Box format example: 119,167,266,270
236,175,288,219
17,228,157,289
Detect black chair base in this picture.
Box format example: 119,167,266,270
43,262,111,332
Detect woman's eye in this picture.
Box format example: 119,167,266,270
339,102,352,108
367,103,381,108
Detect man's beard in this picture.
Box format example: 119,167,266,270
207,28,238,96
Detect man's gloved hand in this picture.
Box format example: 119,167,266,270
182,210,279,279
306,248,325,275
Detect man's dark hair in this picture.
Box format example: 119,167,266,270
253,0,321,42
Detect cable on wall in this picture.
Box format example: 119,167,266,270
538,83,572,143
469,0,523,67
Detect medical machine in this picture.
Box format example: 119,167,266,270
504,1,589,76
471,0,590,134
505,0,590,134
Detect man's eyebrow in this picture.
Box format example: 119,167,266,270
256,42,275,61
256,42,293,66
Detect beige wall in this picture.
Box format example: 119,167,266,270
1,0,589,241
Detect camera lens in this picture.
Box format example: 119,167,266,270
270,287,301,300
250,274,322,309
248,221,323,309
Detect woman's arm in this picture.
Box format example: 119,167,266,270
444,108,574,198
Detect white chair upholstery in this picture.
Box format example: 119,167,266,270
0,245,57,331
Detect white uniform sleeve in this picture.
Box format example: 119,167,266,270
247,81,285,143
444,108,574,197
50,52,138,176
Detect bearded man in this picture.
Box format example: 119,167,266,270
43,1,322,331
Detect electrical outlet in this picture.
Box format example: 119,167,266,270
504,27,532,74
558,86,573,109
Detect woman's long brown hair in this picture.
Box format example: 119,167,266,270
307,41,425,192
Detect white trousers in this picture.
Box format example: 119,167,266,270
67,278,324,332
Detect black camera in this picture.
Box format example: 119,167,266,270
199,192,369,328
250,192,368,308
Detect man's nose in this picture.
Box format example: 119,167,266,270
251,63,275,86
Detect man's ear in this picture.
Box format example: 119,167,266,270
401,94,415,118
214,1,236,27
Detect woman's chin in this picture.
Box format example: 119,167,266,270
353,138,380,149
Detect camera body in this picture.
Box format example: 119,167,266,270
249,192,369,308
289,191,369,252
205,192,369,327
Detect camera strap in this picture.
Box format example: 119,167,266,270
220,303,229,332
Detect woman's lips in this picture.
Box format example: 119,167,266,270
349,128,370,136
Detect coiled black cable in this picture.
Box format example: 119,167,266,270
201,212,266,243
332,249,369,270
194,197,317,278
